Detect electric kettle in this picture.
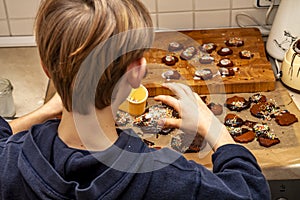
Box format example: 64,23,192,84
281,39,300,92
266,0,300,61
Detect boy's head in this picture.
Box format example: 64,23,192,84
35,0,153,113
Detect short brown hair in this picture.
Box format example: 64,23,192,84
35,0,153,113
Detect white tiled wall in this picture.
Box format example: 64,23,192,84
0,0,277,39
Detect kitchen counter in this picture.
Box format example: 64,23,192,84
2,45,300,182
0,47,48,117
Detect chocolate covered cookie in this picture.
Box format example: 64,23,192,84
162,55,179,66
217,58,234,68
224,113,244,127
168,42,184,52
199,55,214,64
225,37,244,47
162,70,181,80
258,136,280,147
250,102,279,120
249,93,267,103
199,42,217,53
219,67,235,77
171,133,205,153
225,96,251,112
133,104,178,134
180,46,197,60
217,47,233,56
194,69,213,80
239,50,253,59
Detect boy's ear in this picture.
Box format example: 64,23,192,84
126,57,147,88
41,61,51,78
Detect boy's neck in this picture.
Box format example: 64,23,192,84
58,106,118,151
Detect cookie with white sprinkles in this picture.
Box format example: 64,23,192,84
217,47,233,56
199,42,217,53
225,96,251,112
217,58,234,68
168,42,184,52
225,37,244,47
180,46,197,60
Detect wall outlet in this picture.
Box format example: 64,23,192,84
254,0,280,8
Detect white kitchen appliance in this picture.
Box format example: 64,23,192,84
266,0,300,61
281,39,300,92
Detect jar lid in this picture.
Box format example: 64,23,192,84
0,78,13,95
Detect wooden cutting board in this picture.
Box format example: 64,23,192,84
142,28,276,96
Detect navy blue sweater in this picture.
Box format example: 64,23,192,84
0,118,270,199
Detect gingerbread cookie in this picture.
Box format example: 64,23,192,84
275,111,298,126
133,104,178,134
225,96,251,112
239,50,253,59
171,133,205,153
217,58,234,68
257,135,280,147
180,46,197,60
168,42,184,52
207,103,223,115
233,130,256,143
224,113,244,127
225,37,244,47
199,43,217,53
217,47,233,56
162,55,179,66
250,102,279,120
249,93,267,103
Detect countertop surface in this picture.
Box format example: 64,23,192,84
2,46,300,181
0,47,48,117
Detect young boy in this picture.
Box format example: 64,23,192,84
0,0,271,199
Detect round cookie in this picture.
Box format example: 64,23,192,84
225,96,251,112
217,58,234,68
225,37,244,47
194,69,213,80
168,42,184,52
217,47,233,56
207,103,223,115
219,67,235,77
199,42,217,53
180,46,197,60
162,70,181,80
199,55,214,64
162,55,179,66
239,50,253,59
224,113,244,127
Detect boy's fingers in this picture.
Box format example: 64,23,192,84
154,95,180,111
159,118,181,129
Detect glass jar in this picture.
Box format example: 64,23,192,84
0,78,16,117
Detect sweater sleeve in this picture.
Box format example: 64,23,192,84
196,144,271,200
0,117,13,139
